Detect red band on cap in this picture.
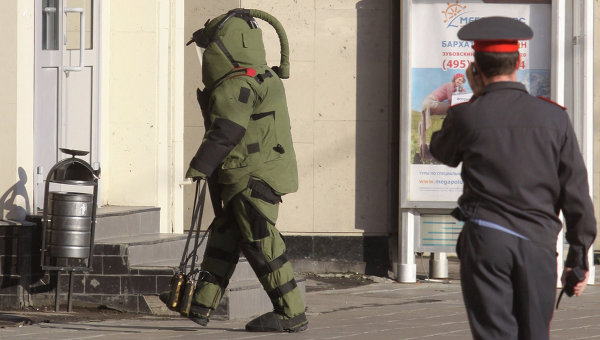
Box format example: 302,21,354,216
473,40,519,53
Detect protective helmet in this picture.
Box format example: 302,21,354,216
187,9,290,89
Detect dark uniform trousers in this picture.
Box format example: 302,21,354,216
457,222,557,340
192,180,305,319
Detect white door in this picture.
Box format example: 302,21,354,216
34,0,100,211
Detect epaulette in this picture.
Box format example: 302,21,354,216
538,96,566,110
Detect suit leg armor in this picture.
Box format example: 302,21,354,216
192,180,305,320
230,183,306,319
192,215,241,309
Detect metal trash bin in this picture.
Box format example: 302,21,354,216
40,148,100,312
47,192,94,258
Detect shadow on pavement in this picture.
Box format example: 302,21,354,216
37,321,244,333
0,313,37,328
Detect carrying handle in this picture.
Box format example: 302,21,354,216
64,7,85,73
179,180,208,273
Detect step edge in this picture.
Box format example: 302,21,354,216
96,234,190,246
96,206,160,218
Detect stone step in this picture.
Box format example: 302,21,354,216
142,295,181,317
129,257,256,283
110,232,257,283
96,232,209,268
94,206,160,240
229,258,256,282
27,206,161,242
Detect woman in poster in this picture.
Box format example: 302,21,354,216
417,73,466,163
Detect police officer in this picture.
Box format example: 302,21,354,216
430,17,596,339
167,9,307,332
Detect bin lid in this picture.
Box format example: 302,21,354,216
60,148,89,157
46,149,100,183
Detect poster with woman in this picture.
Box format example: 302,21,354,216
407,0,551,203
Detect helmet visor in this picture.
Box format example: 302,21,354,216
186,28,211,48
195,45,205,68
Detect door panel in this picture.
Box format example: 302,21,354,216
35,0,100,211
63,66,93,164
35,68,60,194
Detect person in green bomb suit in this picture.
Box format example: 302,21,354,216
168,9,308,332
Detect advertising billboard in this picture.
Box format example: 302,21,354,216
405,0,551,204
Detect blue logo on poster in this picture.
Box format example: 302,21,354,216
441,1,468,28
442,1,527,29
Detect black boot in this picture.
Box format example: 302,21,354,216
158,291,179,312
188,304,211,327
159,291,169,304
159,291,210,326
245,311,308,332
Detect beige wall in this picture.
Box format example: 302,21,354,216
245,1,395,236
0,2,18,220
101,0,185,232
183,1,396,236
105,0,159,206
103,1,158,206
0,2,34,221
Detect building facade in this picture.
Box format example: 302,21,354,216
0,1,598,298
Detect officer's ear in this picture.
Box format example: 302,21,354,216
515,54,521,71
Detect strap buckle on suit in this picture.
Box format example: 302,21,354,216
267,278,297,300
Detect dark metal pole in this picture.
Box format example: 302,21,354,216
55,271,61,312
68,271,74,312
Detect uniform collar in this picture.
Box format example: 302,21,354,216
481,81,528,95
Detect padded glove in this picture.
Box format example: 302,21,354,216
185,166,207,180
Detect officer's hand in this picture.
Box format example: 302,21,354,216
561,267,589,297
185,167,207,181
466,62,484,97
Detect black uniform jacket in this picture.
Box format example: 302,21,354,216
430,81,596,270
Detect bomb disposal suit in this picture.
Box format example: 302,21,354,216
184,9,307,332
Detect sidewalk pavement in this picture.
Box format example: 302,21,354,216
1,266,600,339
